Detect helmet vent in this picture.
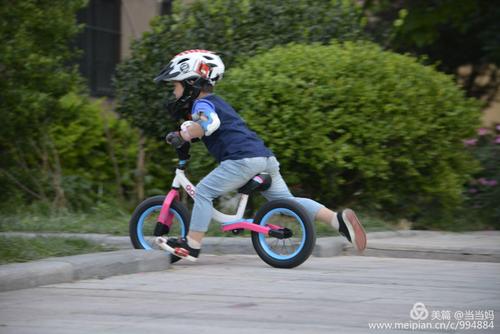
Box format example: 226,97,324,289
178,58,189,64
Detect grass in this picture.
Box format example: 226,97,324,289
0,202,398,237
0,236,117,264
0,204,398,264
0,205,130,236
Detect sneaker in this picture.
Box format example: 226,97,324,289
337,209,367,252
156,236,200,262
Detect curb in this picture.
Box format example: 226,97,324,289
0,249,170,292
2,230,500,292
344,247,500,263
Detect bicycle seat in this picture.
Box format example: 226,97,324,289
238,173,272,194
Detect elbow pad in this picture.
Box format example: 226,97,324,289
192,100,220,136
202,111,220,136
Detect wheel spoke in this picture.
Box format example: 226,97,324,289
256,205,310,263
283,240,290,254
254,202,315,268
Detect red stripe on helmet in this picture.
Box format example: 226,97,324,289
175,49,214,57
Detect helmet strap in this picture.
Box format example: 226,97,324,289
166,78,207,120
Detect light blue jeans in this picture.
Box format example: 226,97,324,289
190,156,325,232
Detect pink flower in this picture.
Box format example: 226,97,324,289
496,124,500,132
495,136,500,144
478,178,488,185
478,178,498,187
478,128,489,136
463,138,478,146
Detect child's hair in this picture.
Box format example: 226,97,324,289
201,83,214,93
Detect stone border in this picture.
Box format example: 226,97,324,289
0,250,170,292
2,230,500,292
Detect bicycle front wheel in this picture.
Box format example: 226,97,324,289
129,195,190,263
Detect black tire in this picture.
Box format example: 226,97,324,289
129,195,190,263
251,199,316,269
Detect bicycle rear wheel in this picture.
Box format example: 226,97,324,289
251,199,316,268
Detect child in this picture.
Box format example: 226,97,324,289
154,49,366,261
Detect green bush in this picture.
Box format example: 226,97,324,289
462,126,500,229
0,0,143,210
216,42,482,226
0,0,85,149
0,94,142,211
114,0,367,205
50,94,141,209
114,0,365,138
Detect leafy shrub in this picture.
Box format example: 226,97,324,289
216,41,482,225
0,0,93,208
0,0,167,211
462,126,500,229
114,0,365,138
50,93,141,209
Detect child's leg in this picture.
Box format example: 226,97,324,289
188,157,268,245
262,157,327,223
262,157,366,251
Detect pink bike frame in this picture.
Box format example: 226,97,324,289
156,176,283,236
157,189,180,229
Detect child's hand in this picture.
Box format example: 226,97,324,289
165,131,185,148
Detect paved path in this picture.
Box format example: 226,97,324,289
2,231,500,292
3,230,500,261
0,255,499,334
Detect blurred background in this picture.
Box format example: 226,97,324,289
0,0,499,262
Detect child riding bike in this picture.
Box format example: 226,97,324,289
154,49,367,261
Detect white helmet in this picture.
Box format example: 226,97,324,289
155,50,225,120
154,49,225,85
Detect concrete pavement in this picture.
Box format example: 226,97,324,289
0,255,498,334
1,230,500,292
343,230,500,262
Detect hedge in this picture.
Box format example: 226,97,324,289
216,41,481,224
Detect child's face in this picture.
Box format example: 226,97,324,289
173,81,184,99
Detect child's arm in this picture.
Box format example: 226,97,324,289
179,121,204,141
180,100,220,142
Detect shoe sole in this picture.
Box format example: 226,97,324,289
343,209,367,252
155,237,198,262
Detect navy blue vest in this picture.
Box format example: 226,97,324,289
196,95,273,162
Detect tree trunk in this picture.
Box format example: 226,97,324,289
46,136,66,209
14,143,49,202
102,113,125,202
135,132,146,202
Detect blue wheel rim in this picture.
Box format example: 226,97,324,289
137,205,185,250
258,208,306,260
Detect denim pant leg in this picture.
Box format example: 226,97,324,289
261,156,324,223
190,157,268,232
